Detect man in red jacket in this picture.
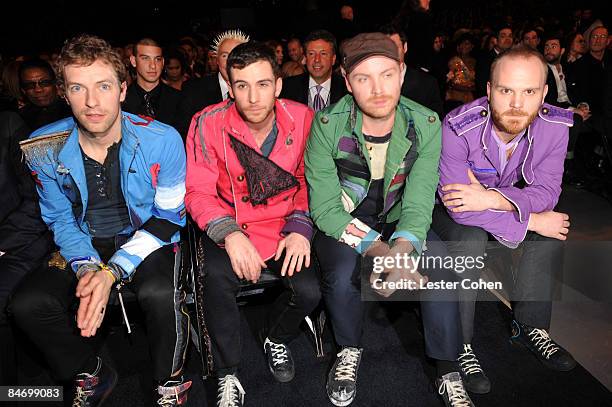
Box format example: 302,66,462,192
185,42,321,407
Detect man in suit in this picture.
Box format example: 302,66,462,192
280,30,347,111
122,38,182,130
176,30,250,136
475,25,514,97
381,25,444,119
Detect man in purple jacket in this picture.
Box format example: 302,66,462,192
433,45,577,395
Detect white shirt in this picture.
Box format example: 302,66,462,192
218,72,230,101
547,63,570,104
308,76,332,109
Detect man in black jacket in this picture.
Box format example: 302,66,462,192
381,24,444,119
176,29,250,136
475,25,514,98
1,111,53,384
122,38,182,130
280,30,347,111
18,58,72,130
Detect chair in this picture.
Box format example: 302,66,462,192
186,220,326,380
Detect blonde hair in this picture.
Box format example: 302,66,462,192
55,34,127,92
211,29,250,53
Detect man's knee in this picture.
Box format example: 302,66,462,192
290,273,322,311
9,282,60,328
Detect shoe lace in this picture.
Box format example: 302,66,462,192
528,328,559,359
72,386,86,407
458,344,483,375
438,377,471,407
217,375,245,407
268,342,289,366
334,348,360,382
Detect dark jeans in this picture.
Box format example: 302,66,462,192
200,234,321,374
314,228,462,361
9,243,189,382
431,205,563,343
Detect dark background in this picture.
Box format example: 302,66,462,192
0,0,605,56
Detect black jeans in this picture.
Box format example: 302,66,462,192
9,243,189,382
200,234,321,374
431,205,563,343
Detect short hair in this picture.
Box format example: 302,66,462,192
55,34,127,93
496,24,513,37
489,44,548,85
211,29,250,53
226,41,281,83
303,29,337,54
18,58,56,85
132,38,162,56
564,31,582,50
379,23,407,45
543,32,563,46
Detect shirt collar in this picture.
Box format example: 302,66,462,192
308,75,332,94
218,72,230,100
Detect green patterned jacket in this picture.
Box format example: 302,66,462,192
305,94,441,255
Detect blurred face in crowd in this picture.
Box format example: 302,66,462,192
345,56,403,122
570,33,586,56
229,60,281,128
589,27,609,54
457,39,474,57
487,55,547,139
287,39,304,63
165,57,183,81
340,5,354,21
433,35,444,52
305,39,336,84
131,44,164,86
180,43,195,64
207,50,218,73
20,67,57,107
522,30,540,49
63,59,127,140
497,28,514,51
274,45,284,66
217,38,243,82
543,39,564,64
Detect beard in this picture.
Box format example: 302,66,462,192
491,107,539,136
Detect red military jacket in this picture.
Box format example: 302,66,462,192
186,99,314,260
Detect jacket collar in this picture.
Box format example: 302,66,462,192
225,99,296,150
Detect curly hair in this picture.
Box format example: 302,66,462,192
55,34,127,92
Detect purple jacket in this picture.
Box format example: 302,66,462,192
439,97,572,247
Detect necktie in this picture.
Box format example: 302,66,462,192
143,92,155,117
312,85,325,112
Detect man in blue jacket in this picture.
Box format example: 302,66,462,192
10,34,191,407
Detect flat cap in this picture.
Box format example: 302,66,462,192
341,32,400,74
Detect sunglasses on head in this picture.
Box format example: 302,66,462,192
21,79,55,90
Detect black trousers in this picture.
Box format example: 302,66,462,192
431,205,562,343
314,228,462,361
200,234,321,374
8,243,189,382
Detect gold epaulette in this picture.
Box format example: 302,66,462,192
19,131,70,166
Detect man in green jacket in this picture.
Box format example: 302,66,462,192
305,33,472,407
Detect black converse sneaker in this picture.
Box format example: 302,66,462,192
457,344,491,394
263,337,295,382
510,320,577,371
72,357,118,407
326,347,363,406
217,374,245,407
437,372,475,407
156,376,192,406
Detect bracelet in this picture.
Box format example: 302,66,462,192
99,264,119,283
